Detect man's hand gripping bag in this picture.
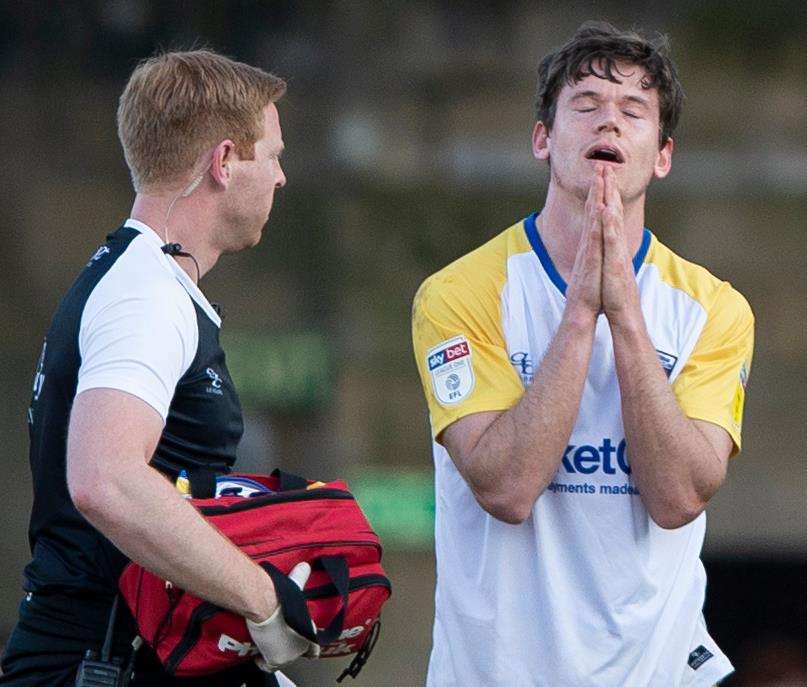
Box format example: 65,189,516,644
118,470,391,680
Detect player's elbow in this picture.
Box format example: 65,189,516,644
475,489,533,525
68,476,111,523
66,459,119,525
649,497,705,530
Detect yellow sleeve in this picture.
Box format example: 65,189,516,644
412,265,524,442
672,283,754,455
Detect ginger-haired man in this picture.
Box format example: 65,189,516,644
2,50,313,686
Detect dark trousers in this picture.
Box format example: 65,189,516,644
0,593,278,687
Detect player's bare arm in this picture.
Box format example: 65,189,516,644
67,388,278,623
441,170,607,524
601,166,733,528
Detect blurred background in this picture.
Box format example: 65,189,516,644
1,1,806,685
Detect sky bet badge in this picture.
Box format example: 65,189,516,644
428,336,475,405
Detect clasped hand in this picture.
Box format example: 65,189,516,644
565,164,640,324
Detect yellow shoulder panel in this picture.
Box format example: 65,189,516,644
648,239,755,454
412,222,530,440
644,237,725,308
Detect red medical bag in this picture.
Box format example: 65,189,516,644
118,470,391,680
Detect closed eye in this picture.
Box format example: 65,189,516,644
623,111,641,119
575,108,596,113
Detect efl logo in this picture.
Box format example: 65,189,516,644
428,341,470,371
561,438,630,475
427,336,475,405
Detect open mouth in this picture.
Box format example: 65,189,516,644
585,145,624,164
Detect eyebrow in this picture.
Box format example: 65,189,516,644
569,90,601,102
623,95,650,107
569,91,650,108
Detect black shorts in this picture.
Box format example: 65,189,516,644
0,592,278,687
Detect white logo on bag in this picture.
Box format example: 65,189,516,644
320,641,353,656
338,625,364,640
218,634,259,656
319,624,369,656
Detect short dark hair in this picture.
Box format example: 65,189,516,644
535,21,684,146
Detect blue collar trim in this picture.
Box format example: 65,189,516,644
523,212,566,295
523,212,652,297
632,225,652,273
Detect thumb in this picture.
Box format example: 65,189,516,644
288,561,311,590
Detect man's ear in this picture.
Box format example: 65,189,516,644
654,137,673,179
532,121,551,161
210,140,236,188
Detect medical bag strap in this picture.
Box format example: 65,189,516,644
187,467,216,498
260,555,349,646
270,468,309,492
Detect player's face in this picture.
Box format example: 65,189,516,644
221,103,286,251
534,61,672,204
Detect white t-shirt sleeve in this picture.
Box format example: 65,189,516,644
76,278,198,421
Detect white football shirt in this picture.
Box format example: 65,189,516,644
412,214,753,686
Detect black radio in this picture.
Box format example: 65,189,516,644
75,650,123,687
75,596,141,687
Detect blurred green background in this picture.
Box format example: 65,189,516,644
1,2,806,685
